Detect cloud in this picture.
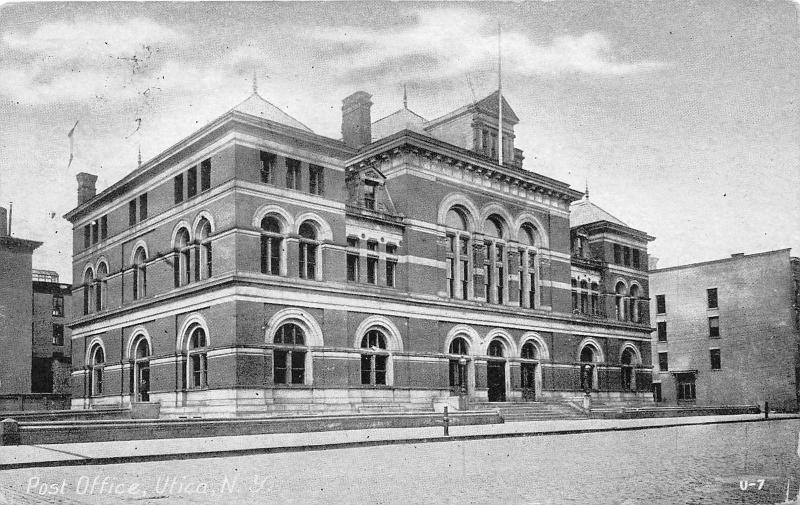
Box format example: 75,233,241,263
304,8,666,79
2,17,186,60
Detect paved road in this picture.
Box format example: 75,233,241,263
1,418,799,505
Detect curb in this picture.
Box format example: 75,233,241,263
0,415,793,471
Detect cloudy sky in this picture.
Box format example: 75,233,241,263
0,1,798,282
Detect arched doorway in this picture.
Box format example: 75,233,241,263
520,341,538,401
448,337,470,396
620,345,640,391
487,339,507,402
133,337,151,402
579,343,601,392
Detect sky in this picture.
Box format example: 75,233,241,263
0,1,798,283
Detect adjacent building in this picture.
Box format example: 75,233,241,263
65,87,655,416
0,207,72,406
650,249,800,411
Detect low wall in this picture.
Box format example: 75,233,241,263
0,394,70,412
0,407,130,422
590,405,760,419
5,410,502,446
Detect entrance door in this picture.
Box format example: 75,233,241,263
521,363,536,401
136,362,150,402
487,360,506,402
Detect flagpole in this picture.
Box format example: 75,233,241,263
498,23,503,166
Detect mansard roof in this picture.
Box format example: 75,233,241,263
230,92,313,133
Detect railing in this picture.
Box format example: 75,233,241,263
32,269,59,283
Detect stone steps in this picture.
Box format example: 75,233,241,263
470,401,588,422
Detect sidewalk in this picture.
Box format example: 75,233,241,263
1,413,796,470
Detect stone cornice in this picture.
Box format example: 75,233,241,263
347,131,582,211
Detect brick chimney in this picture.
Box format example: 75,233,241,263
0,206,7,237
342,91,373,149
76,172,98,205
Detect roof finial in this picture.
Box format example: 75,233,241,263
138,144,142,168
403,84,408,109
252,70,258,95
585,177,590,199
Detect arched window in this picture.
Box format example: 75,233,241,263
196,218,212,280
89,344,105,396
629,284,641,323
483,215,507,304
298,221,319,280
95,262,108,311
174,228,191,287
133,337,150,401
521,341,538,360
445,207,471,300
260,216,284,275
83,268,94,315
448,336,470,392
133,247,147,300
273,323,307,385
615,281,627,321
518,223,538,309
186,325,208,389
360,329,388,386
488,339,504,357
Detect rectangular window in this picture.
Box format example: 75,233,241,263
656,295,666,314
273,350,287,384
309,165,324,195
100,215,108,240
710,349,721,370
375,355,387,385
386,244,397,255
461,259,469,299
709,316,720,337
138,193,147,221
347,253,359,282
83,225,90,248
632,249,641,269
187,166,197,198
367,256,378,284
128,200,137,225
260,151,276,184
677,375,696,401
52,323,64,346
657,322,667,342
623,247,631,266
200,159,211,191
386,260,396,288
446,257,455,297
347,236,359,248
367,240,378,252
91,221,98,244
52,294,64,317
363,182,376,210
707,288,718,309
174,174,184,203
658,352,669,371
613,244,622,264
286,158,301,190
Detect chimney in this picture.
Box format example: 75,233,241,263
342,91,373,149
76,172,98,205
0,206,7,237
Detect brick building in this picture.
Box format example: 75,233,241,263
31,270,72,394
66,88,655,416
0,207,72,401
650,249,800,411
